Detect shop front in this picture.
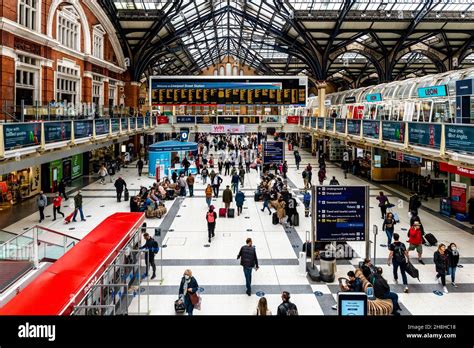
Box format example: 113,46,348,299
371,149,421,182
0,166,41,205
42,154,85,192
438,162,474,219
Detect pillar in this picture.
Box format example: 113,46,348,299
124,81,140,109
317,81,327,119
103,79,109,108
0,55,15,121
42,64,55,104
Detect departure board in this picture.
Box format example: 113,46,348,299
150,76,308,106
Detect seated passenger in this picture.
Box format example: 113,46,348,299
361,258,376,279
341,271,362,292
371,267,401,315
130,196,140,213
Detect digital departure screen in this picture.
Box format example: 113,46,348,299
150,77,307,106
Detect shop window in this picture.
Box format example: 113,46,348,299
18,0,38,31
57,7,81,51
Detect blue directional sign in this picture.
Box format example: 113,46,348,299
263,141,284,165
315,186,368,242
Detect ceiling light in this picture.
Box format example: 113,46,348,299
386,11,391,17
435,12,440,18
461,12,466,18
361,12,366,17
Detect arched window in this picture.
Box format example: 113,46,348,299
213,69,218,76
219,66,225,76
232,66,238,76
226,63,232,76
57,6,81,51
240,69,244,76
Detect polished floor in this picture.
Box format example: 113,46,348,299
4,141,473,316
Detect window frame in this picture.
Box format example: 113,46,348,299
18,0,41,31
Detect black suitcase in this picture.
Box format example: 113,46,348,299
424,233,437,246
227,208,235,218
272,212,279,225
124,189,129,201
254,191,262,201
292,212,299,227
174,299,185,314
405,261,420,281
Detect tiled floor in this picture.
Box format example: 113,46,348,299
3,138,473,316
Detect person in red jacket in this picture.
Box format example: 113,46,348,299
407,221,424,264
52,192,65,221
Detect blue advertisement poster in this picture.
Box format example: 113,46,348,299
137,117,144,129
445,125,474,154
44,122,71,143
382,121,405,143
316,186,367,242
74,120,93,139
317,117,325,131
3,123,41,150
362,120,379,139
177,116,195,123
310,117,316,128
408,123,441,149
95,119,109,135
144,115,150,128
152,115,157,126
111,119,120,133
120,118,128,132
263,141,284,165
336,119,346,133
347,119,361,136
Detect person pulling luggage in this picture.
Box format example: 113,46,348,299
114,176,127,202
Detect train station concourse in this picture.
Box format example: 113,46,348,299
0,0,473,346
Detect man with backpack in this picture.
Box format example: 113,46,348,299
140,232,159,280
303,190,311,217
370,267,401,315
277,291,298,316
388,233,410,293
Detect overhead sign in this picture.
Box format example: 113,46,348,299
456,79,473,96
362,120,380,139
120,118,128,132
336,119,346,133
150,76,307,106
445,125,474,154
3,123,41,150
263,141,284,165
345,96,356,103
137,117,144,129
211,125,245,134
347,119,361,136
365,93,382,102
408,123,441,149
418,85,447,98
317,117,325,130
95,119,109,136
180,130,189,142
44,121,71,143
74,120,93,139
315,185,368,242
111,119,120,133
382,121,405,143
439,162,474,179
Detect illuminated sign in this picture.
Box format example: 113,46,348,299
365,93,382,102
418,85,447,98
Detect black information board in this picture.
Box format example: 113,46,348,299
263,141,284,165
315,185,367,242
151,77,307,106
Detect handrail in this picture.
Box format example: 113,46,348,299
0,225,80,247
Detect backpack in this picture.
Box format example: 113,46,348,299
151,239,159,252
283,302,298,316
302,171,307,179
207,212,215,223
393,243,406,263
303,192,311,204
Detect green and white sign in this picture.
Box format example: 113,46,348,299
71,154,83,179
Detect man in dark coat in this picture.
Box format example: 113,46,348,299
237,238,259,296
114,177,127,202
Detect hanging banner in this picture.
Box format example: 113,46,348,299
347,119,361,136
408,123,441,149
362,120,380,139
317,117,325,131
44,121,71,143
336,119,346,133
120,118,128,132
3,123,41,150
74,120,93,139
450,182,467,214
382,121,405,143
111,119,120,133
95,119,109,136
445,125,474,154
137,117,144,129
210,125,246,134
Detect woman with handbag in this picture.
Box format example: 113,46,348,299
178,269,199,315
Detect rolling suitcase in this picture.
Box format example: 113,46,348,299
272,212,279,225
424,233,438,246
405,261,420,281
292,212,299,227
219,208,227,218
64,209,76,224
227,208,235,218
254,191,262,201
124,188,129,201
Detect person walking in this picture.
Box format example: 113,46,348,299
434,244,449,294
52,192,65,221
282,161,288,179
239,165,246,187
206,205,217,243
254,297,272,316
212,173,223,198
58,178,68,200
286,194,297,226
136,158,144,177
178,173,187,197
382,212,397,247
37,191,47,223
306,164,313,187
329,176,340,185
140,232,159,280
376,191,390,219
261,190,272,215
388,233,409,293
317,168,326,185
201,166,209,185
294,151,301,171
224,160,231,176
408,221,424,264
114,176,127,202
205,184,213,208
302,170,310,190
186,173,195,197
237,238,259,296
235,190,245,216
107,163,115,183
72,191,86,222
303,190,311,217
178,269,199,316
222,185,233,210
342,150,350,179
98,164,107,185
446,243,460,288
277,291,298,316
275,197,286,225
231,172,240,194
409,192,422,218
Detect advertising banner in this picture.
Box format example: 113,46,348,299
95,119,109,135
3,123,41,150
317,117,325,131
74,120,93,139
144,115,150,128
362,120,380,139
450,182,467,214
137,117,144,129
315,185,368,242
71,154,83,179
439,162,474,179
347,119,361,136
336,119,346,133
111,119,120,133
176,116,195,123
408,123,441,149
310,117,316,128
44,122,71,143
263,141,284,165
120,118,128,132
211,125,246,134
445,125,474,154
382,121,405,143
